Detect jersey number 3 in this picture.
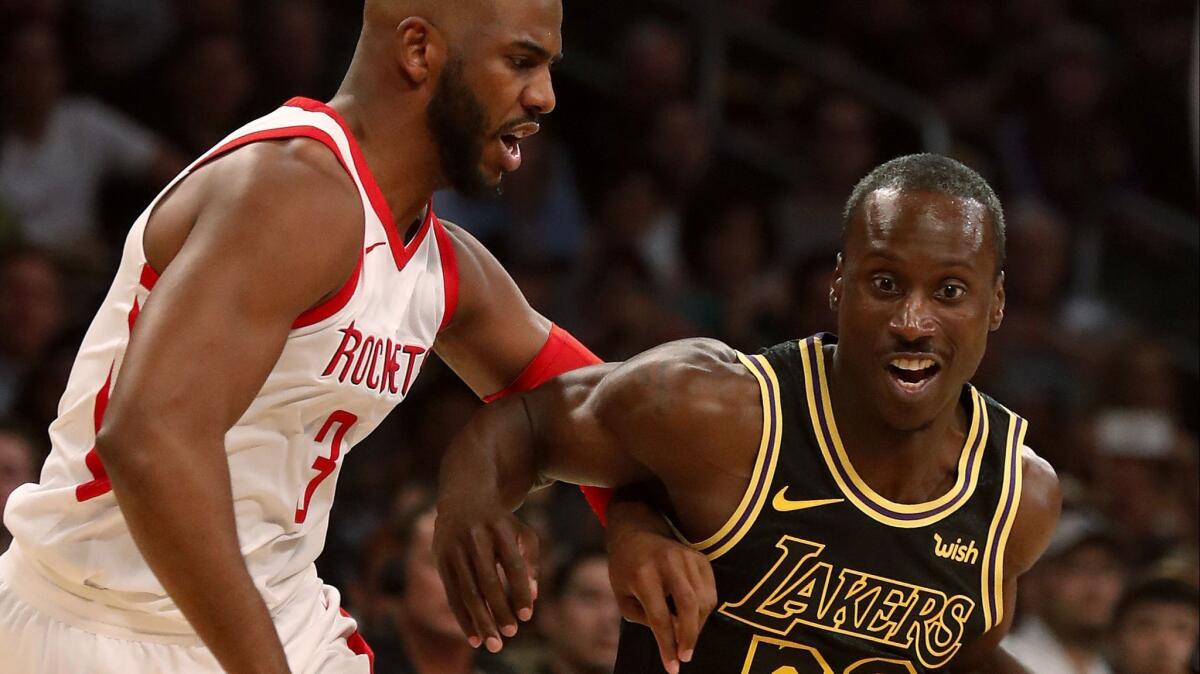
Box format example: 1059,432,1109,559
295,410,358,524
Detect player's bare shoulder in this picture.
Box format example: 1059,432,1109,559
146,137,363,279
595,339,761,451
1005,445,1063,576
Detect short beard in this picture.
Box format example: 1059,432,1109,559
426,56,497,198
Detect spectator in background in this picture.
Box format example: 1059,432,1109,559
976,199,1091,473
358,495,516,674
1005,511,1127,674
634,101,715,292
0,246,64,416
1110,577,1200,674
780,249,838,341
250,0,335,114
435,128,587,266
618,20,692,127
71,0,175,104
997,24,1128,213
576,248,689,361
170,0,241,35
775,92,879,262
157,30,254,156
0,21,183,263
535,548,621,674
1087,338,1200,566
678,190,784,350
0,421,37,552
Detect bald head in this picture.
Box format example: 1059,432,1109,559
363,0,497,40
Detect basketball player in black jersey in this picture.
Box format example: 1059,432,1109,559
434,154,1063,673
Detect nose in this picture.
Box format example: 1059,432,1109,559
522,67,556,116
888,294,937,344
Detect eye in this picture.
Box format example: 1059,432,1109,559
508,55,533,70
937,283,966,300
871,276,898,294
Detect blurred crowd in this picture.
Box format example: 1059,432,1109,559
1,0,1197,672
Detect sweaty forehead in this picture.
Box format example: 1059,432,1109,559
852,188,990,260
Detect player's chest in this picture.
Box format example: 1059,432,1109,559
710,516,989,672
278,263,445,404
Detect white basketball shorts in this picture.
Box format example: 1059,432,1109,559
0,545,373,673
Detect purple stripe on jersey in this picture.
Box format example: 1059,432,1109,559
805,337,986,522
698,355,779,556
986,416,1024,627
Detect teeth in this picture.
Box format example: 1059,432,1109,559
891,358,935,371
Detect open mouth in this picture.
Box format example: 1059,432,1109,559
496,122,539,172
885,356,941,393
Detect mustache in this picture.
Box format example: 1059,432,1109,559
497,115,540,134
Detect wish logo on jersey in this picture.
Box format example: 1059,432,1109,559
322,321,428,396
720,536,974,670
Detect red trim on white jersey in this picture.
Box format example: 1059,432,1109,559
285,97,434,273
340,608,376,672
292,255,363,330
433,212,459,331
139,263,158,290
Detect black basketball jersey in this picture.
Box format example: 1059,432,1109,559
614,334,1027,673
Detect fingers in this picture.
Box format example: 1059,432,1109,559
435,556,482,649
448,545,501,650
495,524,535,623
695,553,718,617
634,568,681,674
665,558,700,665
467,528,519,650
436,516,543,655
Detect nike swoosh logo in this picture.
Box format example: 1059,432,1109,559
365,242,387,255
772,488,844,512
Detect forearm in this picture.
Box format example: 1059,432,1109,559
438,395,543,512
101,432,289,674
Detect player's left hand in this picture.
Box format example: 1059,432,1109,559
607,526,718,674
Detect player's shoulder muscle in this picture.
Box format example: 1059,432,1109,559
1006,445,1062,576
592,339,759,451
149,138,363,311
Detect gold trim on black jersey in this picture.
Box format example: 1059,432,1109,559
675,352,784,561
980,411,1027,631
799,335,990,528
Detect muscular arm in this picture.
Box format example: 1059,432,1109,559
951,447,1062,674
96,140,362,674
432,221,553,398
431,227,727,669
435,340,759,665
438,339,761,524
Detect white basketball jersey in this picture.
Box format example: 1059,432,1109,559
3,97,458,634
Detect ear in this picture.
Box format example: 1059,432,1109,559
394,17,446,85
989,271,1005,331
829,252,845,312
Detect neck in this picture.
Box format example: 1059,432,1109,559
396,611,476,674
329,40,446,228
828,345,967,503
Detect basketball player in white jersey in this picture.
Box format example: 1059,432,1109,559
0,1,715,673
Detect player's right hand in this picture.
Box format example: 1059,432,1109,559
432,496,540,653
